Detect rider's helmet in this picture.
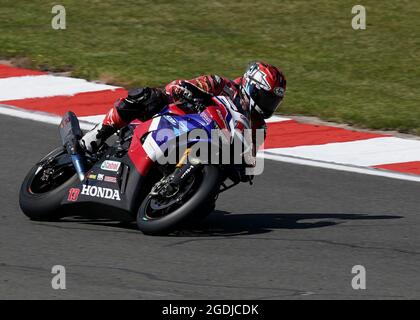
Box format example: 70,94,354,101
240,62,286,119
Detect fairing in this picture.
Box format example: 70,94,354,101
60,96,250,218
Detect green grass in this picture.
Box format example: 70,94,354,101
1,0,419,133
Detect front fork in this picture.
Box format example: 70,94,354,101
170,148,202,186
153,148,252,198
163,148,252,196
152,148,202,198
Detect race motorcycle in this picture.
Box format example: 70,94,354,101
19,95,255,235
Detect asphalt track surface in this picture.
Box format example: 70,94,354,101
1,115,419,300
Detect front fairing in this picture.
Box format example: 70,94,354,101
128,97,251,172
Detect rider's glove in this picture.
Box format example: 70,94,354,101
172,83,194,102
173,81,213,113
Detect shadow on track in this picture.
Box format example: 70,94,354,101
60,210,403,237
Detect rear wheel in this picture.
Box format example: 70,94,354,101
136,165,220,235
19,147,78,221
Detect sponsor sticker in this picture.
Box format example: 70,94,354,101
201,111,213,124
81,185,121,201
88,174,97,180
104,176,118,183
67,188,80,202
97,174,104,181
164,115,178,126
274,87,285,97
60,116,70,129
101,160,121,172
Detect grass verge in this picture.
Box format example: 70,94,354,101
1,1,419,133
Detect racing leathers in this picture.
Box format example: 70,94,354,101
81,75,267,169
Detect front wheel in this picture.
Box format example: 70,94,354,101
136,165,220,235
19,147,78,221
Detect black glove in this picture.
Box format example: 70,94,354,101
176,82,213,112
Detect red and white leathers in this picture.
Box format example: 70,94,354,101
106,75,266,131
165,74,267,135
82,74,268,153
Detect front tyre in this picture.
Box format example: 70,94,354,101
19,147,78,221
136,165,220,235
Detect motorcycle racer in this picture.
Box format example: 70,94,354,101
81,62,286,160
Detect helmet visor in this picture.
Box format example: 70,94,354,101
252,89,283,119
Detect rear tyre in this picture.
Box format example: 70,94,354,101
136,165,220,235
19,147,78,221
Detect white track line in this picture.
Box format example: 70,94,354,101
2,104,420,183
79,114,105,124
266,137,420,167
265,115,291,123
259,151,420,183
0,105,96,131
0,75,119,101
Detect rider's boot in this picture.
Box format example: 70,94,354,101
80,122,116,153
80,87,168,153
80,104,127,153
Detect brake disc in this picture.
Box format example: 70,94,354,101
149,176,196,210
